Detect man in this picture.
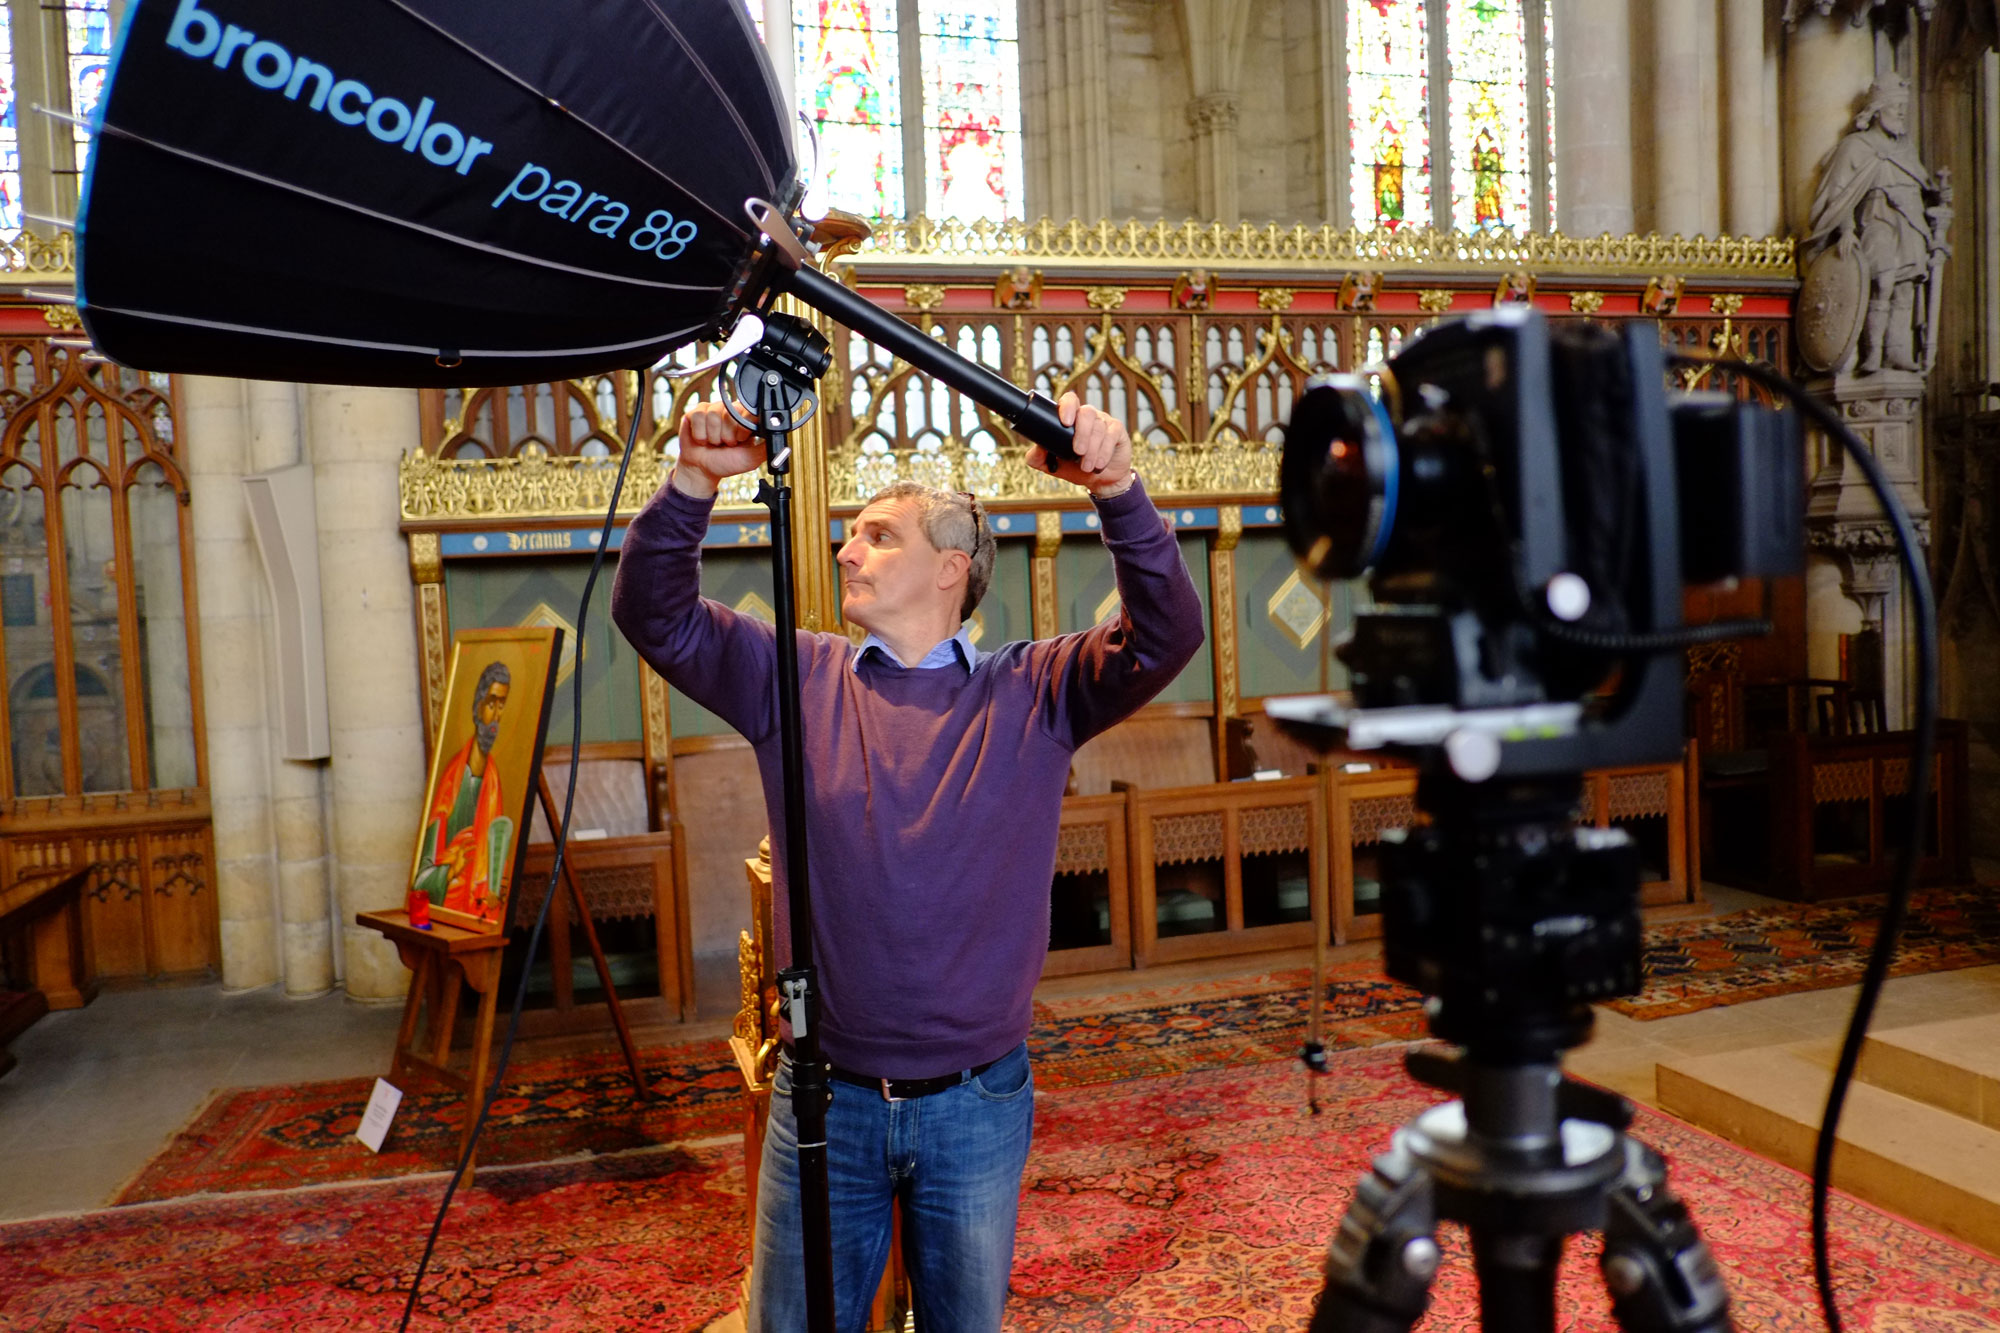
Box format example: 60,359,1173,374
413,660,514,923
610,393,1203,1331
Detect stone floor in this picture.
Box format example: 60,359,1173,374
3,883,1996,1226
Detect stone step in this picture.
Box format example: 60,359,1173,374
1854,1014,2000,1128
1657,1045,2000,1256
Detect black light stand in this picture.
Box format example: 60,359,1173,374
717,277,1077,1331
720,312,840,1333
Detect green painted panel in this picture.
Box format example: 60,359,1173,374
1234,530,1361,701
1054,529,1212,705
442,558,639,746
973,539,1032,653
664,546,777,739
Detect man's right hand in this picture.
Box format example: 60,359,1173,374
672,400,766,499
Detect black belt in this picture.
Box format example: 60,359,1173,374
787,1047,1001,1101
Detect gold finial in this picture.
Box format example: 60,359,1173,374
1569,291,1606,314
1257,287,1296,311
1417,289,1454,314
904,283,947,313
1085,286,1128,311
1708,292,1746,316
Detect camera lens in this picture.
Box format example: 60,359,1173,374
1280,375,1399,580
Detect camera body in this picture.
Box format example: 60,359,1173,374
1274,306,1801,779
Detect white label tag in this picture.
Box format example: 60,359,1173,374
357,1078,404,1153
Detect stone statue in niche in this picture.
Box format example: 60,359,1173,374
1803,76,1953,375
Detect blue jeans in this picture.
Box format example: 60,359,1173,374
746,1042,1035,1333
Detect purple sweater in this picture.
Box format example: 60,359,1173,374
611,477,1204,1077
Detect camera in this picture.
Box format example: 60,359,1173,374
1270,306,1802,780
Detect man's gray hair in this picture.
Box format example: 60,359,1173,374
471,660,511,715
866,482,996,620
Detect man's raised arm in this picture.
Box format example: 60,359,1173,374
1028,394,1205,747
610,403,781,742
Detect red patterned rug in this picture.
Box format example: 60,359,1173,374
116,959,1426,1205
1608,886,2000,1020
11,1046,1999,1331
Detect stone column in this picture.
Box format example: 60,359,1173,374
1176,0,1250,224
247,381,336,998
1552,0,1634,236
307,386,427,1002
1782,10,1875,236
1723,0,1781,236
1652,0,1713,237
182,376,279,991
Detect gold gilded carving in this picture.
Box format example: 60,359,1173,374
641,667,670,763
417,581,448,747
734,928,762,1047
993,266,1042,310
1216,504,1243,552
1709,292,1746,316
407,531,443,584
1417,289,1454,314
1034,510,1062,558
1268,569,1328,650
1210,528,1239,722
1085,286,1128,311
0,229,77,279
40,304,81,331
1011,313,1030,388
400,441,671,521
1170,269,1214,311
1257,288,1296,311
904,283,947,312
1569,291,1606,314
849,218,1796,279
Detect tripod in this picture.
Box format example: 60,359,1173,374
1308,775,1734,1333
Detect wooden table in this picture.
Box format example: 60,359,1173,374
357,908,510,1173
0,867,96,1079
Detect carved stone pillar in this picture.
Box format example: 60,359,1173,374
1652,0,1719,237
183,375,280,992
1187,93,1242,224
246,380,336,998
1176,0,1251,224
1805,374,1931,724
1722,0,1782,236
1552,0,1634,237
1782,10,1876,236
307,386,427,1001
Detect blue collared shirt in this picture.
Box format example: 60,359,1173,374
851,622,983,674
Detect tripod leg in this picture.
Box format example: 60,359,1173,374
1309,1142,1440,1333
1601,1138,1734,1333
1469,1229,1562,1332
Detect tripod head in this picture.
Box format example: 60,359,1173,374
1383,773,1643,1066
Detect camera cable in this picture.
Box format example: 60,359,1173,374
396,385,651,1333
1669,351,1937,1333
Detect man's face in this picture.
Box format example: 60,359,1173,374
1879,98,1908,137
837,498,955,631
473,681,509,753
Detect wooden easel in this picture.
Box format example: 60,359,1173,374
360,771,648,1172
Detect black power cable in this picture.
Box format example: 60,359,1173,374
1668,352,1937,1333
396,387,651,1332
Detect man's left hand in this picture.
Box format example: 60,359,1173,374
1029,391,1134,498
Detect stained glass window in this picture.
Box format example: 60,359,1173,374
65,0,114,176
1445,0,1530,232
795,0,904,220
919,1,1022,222
0,9,20,236
1347,0,1431,232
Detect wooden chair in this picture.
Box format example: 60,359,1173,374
518,743,695,1028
